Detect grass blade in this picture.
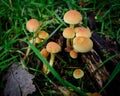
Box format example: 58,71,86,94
99,61,120,93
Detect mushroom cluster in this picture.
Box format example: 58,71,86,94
63,10,93,59
25,18,62,74
24,19,49,60
24,11,93,77
26,18,49,44
23,9,103,96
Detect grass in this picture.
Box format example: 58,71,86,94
0,0,120,96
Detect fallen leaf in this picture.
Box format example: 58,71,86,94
4,63,36,96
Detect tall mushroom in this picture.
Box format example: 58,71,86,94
63,27,75,48
46,42,61,74
63,10,82,28
23,19,41,60
26,19,40,32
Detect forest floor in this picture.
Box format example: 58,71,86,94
0,0,120,96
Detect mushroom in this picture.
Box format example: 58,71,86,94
73,69,84,79
35,37,42,44
63,10,82,28
46,42,61,74
26,19,40,32
23,19,40,60
40,48,50,74
87,92,92,96
40,48,49,58
69,50,78,59
38,30,49,40
92,92,102,96
75,26,92,38
63,27,75,47
73,36,93,53
87,92,102,96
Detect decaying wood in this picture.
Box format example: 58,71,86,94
81,49,109,88
91,32,120,66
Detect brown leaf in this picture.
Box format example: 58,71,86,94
4,63,36,96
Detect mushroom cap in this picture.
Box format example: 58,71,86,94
63,27,75,39
92,92,102,96
73,69,84,79
63,10,82,24
87,93,92,96
38,31,49,39
35,37,42,43
73,36,93,53
69,50,78,59
75,26,92,38
40,48,49,58
46,42,61,53
26,19,40,32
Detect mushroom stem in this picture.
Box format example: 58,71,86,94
23,46,30,60
45,53,55,74
69,24,75,47
49,53,55,67
70,24,74,28
66,39,71,47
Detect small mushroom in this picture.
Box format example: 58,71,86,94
40,48,49,58
35,37,42,44
46,42,61,74
38,30,49,40
87,92,102,96
63,27,75,47
69,50,78,59
73,69,84,79
26,19,40,32
73,36,93,53
75,26,92,38
23,19,40,60
63,10,82,28
92,92,102,96
40,48,50,74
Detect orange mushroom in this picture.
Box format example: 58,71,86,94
46,42,61,74
24,19,40,60
63,27,75,47
69,50,78,59
73,36,93,53
87,92,102,96
35,37,42,44
26,19,40,32
63,10,82,28
40,48,50,74
38,30,49,40
75,26,92,38
73,69,84,79
40,48,49,58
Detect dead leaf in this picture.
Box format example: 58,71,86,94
4,63,36,96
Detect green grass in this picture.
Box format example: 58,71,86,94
0,0,120,96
